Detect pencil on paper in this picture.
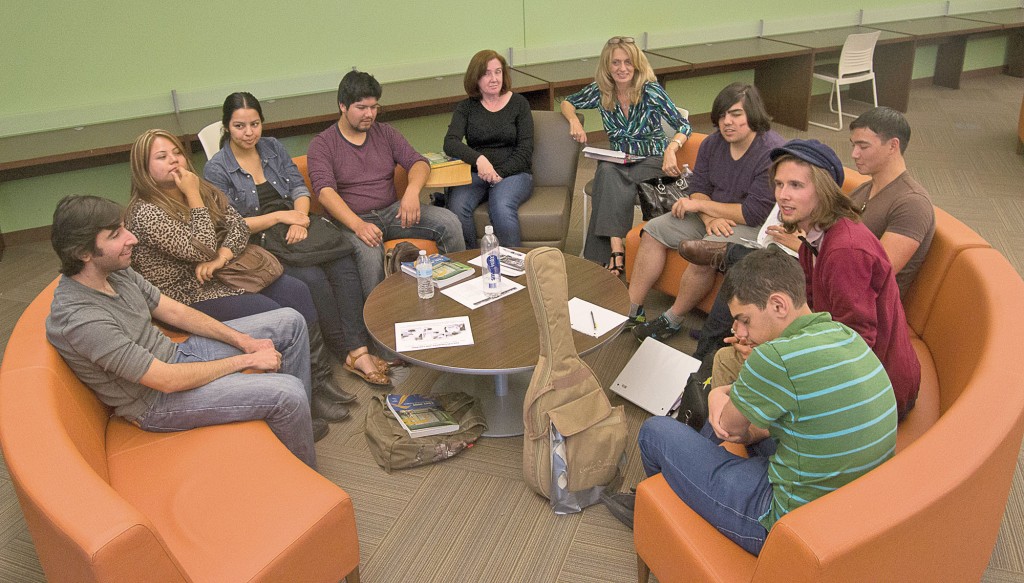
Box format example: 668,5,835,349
591,310,598,331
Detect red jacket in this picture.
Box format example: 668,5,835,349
799,218,921,416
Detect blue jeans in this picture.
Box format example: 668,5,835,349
338,201,466,298
638,416,776,555
447,172,533,248
136,309,317,469
284,256,369,355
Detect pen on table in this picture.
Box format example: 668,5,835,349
590,310,598,332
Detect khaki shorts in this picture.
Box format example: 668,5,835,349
642,212,760,249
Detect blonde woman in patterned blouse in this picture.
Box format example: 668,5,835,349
560,36,692,274
125,129,360,427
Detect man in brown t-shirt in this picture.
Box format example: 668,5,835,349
847,107,935,295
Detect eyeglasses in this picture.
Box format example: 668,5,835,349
607,36,635,45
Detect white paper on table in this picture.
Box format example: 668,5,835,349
467,246,527,276
568,297,628,338
440,276,525,309
395,316,474,352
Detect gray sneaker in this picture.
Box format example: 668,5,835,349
632,314,682,342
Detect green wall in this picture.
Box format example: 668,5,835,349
0,1,1015,235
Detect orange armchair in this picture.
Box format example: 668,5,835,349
634,208,1024,583
0,280,362,583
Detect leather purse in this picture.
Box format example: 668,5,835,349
637,175,690,221
260,214,352,268
192,238,283,293
673,349,717,430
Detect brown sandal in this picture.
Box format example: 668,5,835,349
344,350,391,387
606,251,625,276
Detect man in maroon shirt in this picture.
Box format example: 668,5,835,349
308,71,465,297
771,139,920,418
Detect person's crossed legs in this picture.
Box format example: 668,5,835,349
137,308,318,469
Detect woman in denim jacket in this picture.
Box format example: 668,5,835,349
205,92,391,388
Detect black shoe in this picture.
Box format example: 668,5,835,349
318,377,358,404
311,390,350,422
632,314,682,342
600,491,636,530
312,418,330,442
624,308,647,330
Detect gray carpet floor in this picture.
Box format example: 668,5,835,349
0,72,1022,582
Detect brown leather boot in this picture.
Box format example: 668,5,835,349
677,240,728,272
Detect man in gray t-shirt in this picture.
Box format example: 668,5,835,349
45,196,319,469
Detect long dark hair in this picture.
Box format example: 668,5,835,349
219,92,264,148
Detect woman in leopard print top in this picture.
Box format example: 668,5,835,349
124,129,364,425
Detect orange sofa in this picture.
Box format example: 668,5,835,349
634,207,1024,582
623,167,870,313
0,280,362,583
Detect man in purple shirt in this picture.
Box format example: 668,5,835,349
308,71,465,297
631,83,785,342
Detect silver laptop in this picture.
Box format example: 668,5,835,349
610,337,701,416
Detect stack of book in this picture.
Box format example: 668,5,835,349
387,394,460,438
400,254,474,288
423,152,462,169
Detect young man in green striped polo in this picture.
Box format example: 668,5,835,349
634,246,898,555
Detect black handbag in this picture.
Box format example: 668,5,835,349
260,214,353,267
637,175,690,221
673,349,717,430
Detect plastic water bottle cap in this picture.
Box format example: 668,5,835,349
419,250,426,256
484,225,494,235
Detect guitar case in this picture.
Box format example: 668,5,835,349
521,247,626,513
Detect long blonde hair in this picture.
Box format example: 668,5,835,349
128,129,230,233
596,37,656,112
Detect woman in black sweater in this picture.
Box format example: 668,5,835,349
443,49,534,248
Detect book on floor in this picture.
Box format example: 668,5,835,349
400,254,475,288
386,393,460,437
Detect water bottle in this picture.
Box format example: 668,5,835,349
415,250,434,299
481,225,501,298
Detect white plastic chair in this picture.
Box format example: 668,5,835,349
197,121,223,160
580,107,689,256
809,31,880,131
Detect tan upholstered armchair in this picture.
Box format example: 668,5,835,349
472,111,582,250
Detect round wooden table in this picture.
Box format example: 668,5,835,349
363,249,628,436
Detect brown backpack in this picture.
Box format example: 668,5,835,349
521,247,626,511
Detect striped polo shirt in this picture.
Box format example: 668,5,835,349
730,312,898,531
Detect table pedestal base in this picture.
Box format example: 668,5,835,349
434,371,532,438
